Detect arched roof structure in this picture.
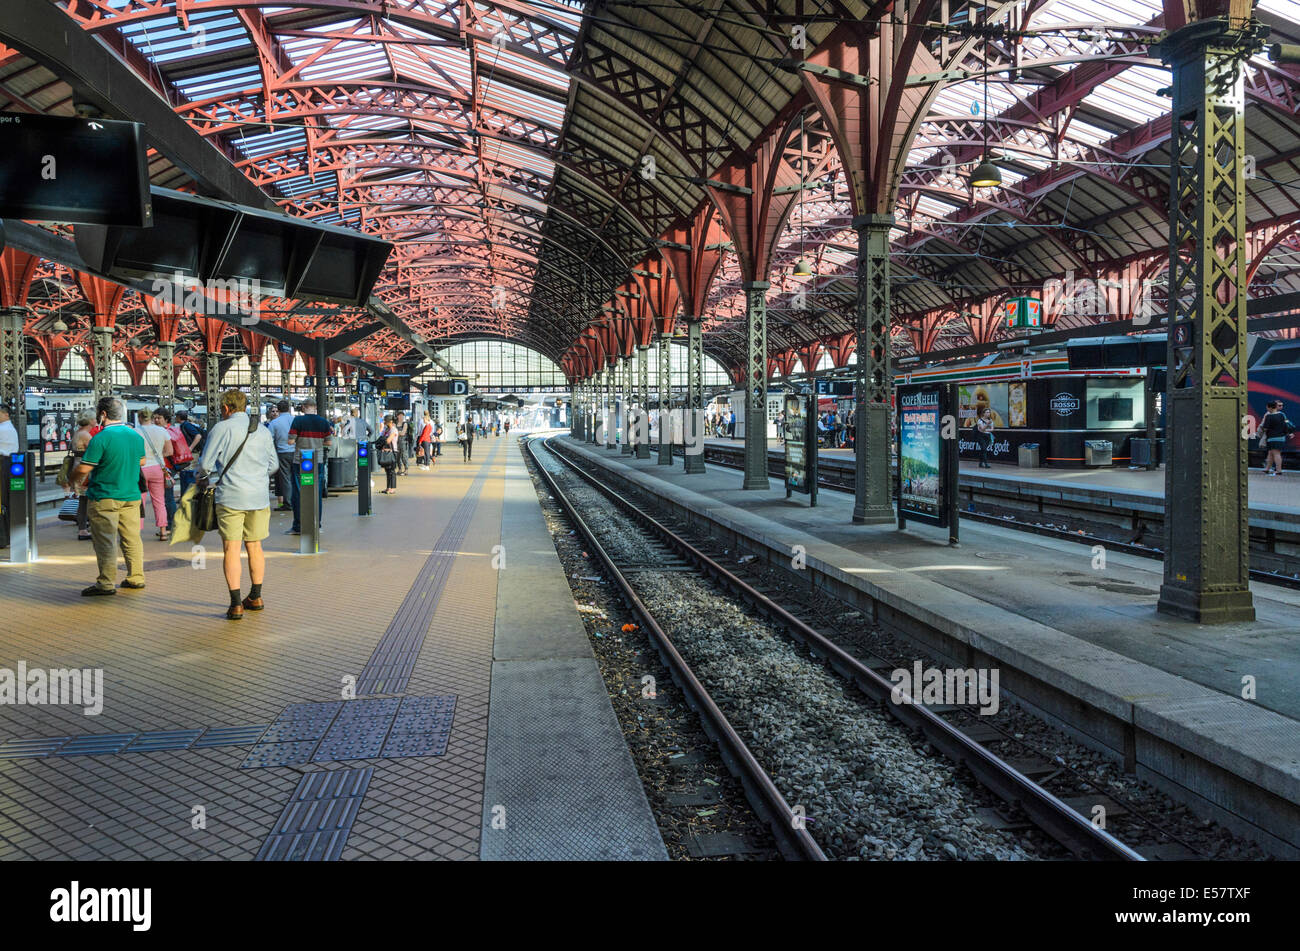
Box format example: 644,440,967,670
1,0,1298,381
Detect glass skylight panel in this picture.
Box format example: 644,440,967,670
120,12,247,65
174,64,263,102
481,82,565,129
1088,66,1167,125
1031,0,1162,28
479,43,571,91
483,138,554,178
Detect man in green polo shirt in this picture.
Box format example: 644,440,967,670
72,396,147,596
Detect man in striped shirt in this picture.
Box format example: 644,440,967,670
286,399,332,535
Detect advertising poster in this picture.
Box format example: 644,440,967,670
899,387,942,520
1008,381,1027,428
783,394,808,492
959,382,1009,428
40,410,74,452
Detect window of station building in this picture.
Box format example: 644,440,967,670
222,355,252,388
112,358,132,388
58,350,92,384
434,341,567,390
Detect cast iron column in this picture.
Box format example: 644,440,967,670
852,214,895,523
314,338,328,417
156,341,176,412
281,367,292,401
1155,17,1263,624
636,344,651,458
621,356,633,454
683,318,705,474
204,351,221,420
92,326,114,404
658,332,673,465
743,281,770,490
604,365,614,448
249,357,262,418
0,307,26,437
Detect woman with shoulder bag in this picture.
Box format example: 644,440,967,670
135,409,174,540
378,415,400,494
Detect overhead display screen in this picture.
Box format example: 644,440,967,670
0,113,150,226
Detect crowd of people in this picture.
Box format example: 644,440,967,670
26,395,507,619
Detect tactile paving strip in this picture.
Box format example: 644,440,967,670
0,724,270,760
354,460,495,696
255,767,374,861
240,696,457,768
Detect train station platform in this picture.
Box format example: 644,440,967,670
0,435,665,861
563,436,1300,857
702,436,1299,511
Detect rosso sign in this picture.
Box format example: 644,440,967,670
1050,392,1080,417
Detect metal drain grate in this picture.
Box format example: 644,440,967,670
241,696,457,768
255,767,374,861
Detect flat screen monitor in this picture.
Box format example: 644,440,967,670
295,228,392,305
0,113,150,226
1097,396,1135,422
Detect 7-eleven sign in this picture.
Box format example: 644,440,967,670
1005,297,1044,329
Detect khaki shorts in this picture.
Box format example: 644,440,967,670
215,505,270,543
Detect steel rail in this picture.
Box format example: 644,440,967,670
547,435,1144,861
522,435,826,862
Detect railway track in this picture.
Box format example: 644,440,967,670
526,434,1143,862
684,442,1300,590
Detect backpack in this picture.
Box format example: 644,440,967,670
168,424,194,466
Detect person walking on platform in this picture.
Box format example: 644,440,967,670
267,399,294,512
174,410,205,497
417,412,434,469
395,411,411,475
0,404,18,549
377,415,400,494
286,399,332,535
461,420,474,462
70,414,96,541
152,409,180,530
135,409,173,541
976,407,995,468
72,397,147,596
433,420,444,457
196,390,278,620
1261,401,1294,476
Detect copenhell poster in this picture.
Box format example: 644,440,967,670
784,394,808,492
900,387,941,519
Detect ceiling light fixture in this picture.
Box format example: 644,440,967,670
969,3,1001,191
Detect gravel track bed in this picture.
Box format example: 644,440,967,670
586,449,1271,861
526,448,781,860
537,444,1046,860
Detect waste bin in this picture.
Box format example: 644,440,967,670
1130,438,1155,468
1018,443,1040,468
1084,439,1113,467
328,437,358,489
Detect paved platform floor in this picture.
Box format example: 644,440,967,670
700,437,1299,511
0,434,664,861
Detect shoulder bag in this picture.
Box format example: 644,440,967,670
191,417,259,533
